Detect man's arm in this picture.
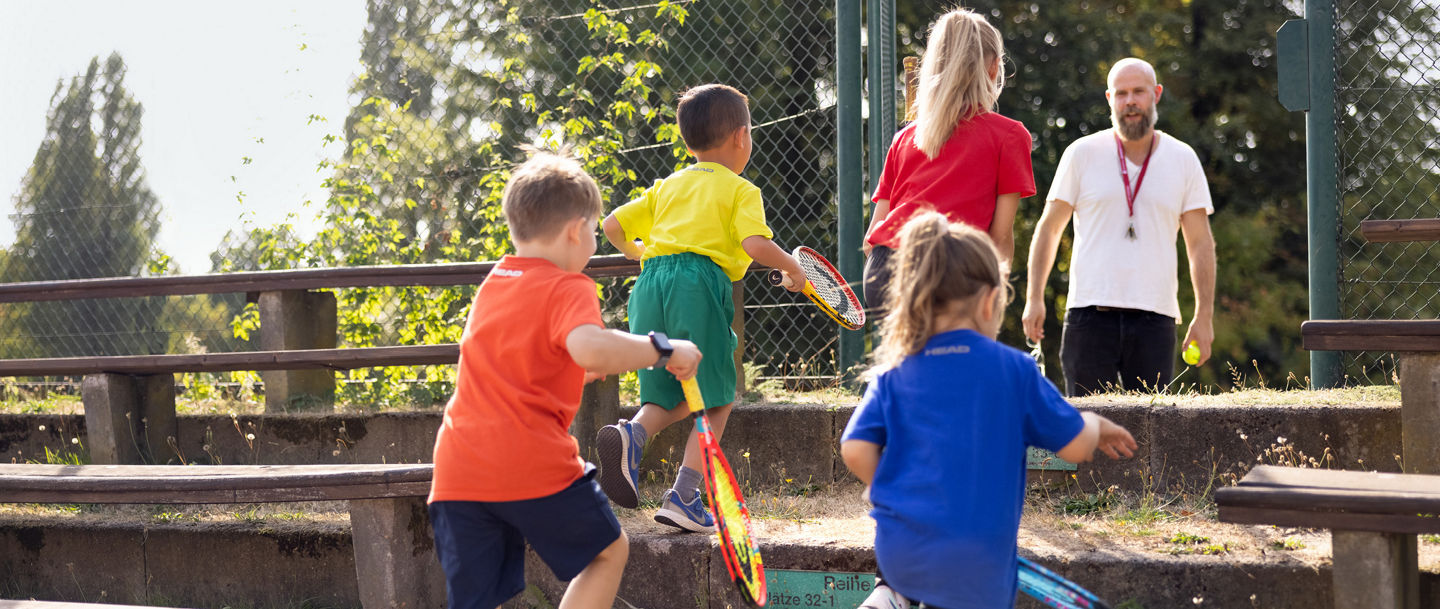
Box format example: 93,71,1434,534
988,193,1021,267
1179,208,1216,365
1021,199,1074,342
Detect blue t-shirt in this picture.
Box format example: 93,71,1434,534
841,329,1084,609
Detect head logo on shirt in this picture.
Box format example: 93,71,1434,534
492,268,524,278
923,344,971,357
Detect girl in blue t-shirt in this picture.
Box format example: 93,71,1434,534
842,211,1136,609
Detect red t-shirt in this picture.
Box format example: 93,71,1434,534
429,256,603,502
866,113,1036,249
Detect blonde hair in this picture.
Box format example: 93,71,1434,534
501,150,603,242
912,7,1005,159
871,211,1008,373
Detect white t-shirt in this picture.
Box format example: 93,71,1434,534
1046,129,1213,321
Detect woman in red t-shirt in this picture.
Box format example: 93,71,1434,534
862,7,1035,320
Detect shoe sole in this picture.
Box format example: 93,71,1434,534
596,425,639,508
654,507,716,533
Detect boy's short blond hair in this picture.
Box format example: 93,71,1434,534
677,84,751,152
502,151,603,242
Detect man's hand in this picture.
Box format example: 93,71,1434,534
1182,316,1214,366
664,339,703,381
1022,300,1046,343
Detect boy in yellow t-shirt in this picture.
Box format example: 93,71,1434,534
597,84,805,532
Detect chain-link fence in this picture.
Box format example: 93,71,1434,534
0,0,845,388
1334,0,1440,383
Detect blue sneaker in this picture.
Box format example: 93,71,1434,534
654,488,716,533
596,419,643,508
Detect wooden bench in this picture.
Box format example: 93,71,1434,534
0,254,640,413
0,256,653,464
1216,465,1440,609
1303,215,1440,474
0,463,439,609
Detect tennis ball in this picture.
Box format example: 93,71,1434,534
1182,341,1201,366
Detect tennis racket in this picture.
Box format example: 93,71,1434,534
767,246,865,330
1018,556,1112,609
680,378,767,606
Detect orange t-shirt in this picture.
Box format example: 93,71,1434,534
429,256,603,502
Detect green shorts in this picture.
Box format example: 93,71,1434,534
628,253,737,410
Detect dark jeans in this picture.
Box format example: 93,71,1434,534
1060,306,1177,396
862,245,896,321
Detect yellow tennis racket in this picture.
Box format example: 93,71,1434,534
767,246,865,330
681,378,766,605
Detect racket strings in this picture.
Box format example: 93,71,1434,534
796,252,865,327
708,451,764,599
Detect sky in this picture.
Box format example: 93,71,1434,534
0,1,369,274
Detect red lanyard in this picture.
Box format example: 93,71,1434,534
1114,133,1156,239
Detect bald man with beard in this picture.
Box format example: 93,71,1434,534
1022,57,1216,396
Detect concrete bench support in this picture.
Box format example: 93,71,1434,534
573,375,620,463
259,290,338,412
349,496,445,609
80,373,177,465
1400,353,1440,474
1332,530,1420,609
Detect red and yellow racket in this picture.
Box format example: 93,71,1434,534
681,378,766,606
767,246,865,330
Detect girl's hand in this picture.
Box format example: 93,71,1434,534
583,371,605,383
1096,417,1137,460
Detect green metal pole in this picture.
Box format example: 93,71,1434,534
867,0,896,197
1307,0,1342,388
837,0,864,379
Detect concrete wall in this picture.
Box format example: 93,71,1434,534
0,398,1404,494
7,514,1438,609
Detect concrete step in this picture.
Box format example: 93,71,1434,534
6,504,1439,608
0,393,1404,495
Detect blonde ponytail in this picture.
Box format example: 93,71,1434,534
912,8,1005,159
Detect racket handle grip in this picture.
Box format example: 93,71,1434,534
680,378,706,413
767,269,793,288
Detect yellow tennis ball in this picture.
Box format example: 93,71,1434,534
1183,341,1201,366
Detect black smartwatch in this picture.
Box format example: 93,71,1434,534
648,331,673,370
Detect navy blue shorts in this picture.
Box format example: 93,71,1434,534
428,464,623,609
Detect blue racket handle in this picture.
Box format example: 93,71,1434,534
1017,557,1110,609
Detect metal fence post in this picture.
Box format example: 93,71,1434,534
1306,0,1342,388
838,0,865,380
867,0,897,200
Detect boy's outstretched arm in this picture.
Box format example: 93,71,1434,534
840,439,881,487
603,214,644,260
566,324,701,380
741,235,806,292
1054,412,1136,463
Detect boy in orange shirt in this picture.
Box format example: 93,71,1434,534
428,150,702,609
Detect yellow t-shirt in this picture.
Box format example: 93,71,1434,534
613,162,774,281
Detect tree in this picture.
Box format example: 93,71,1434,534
0,53,169,358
